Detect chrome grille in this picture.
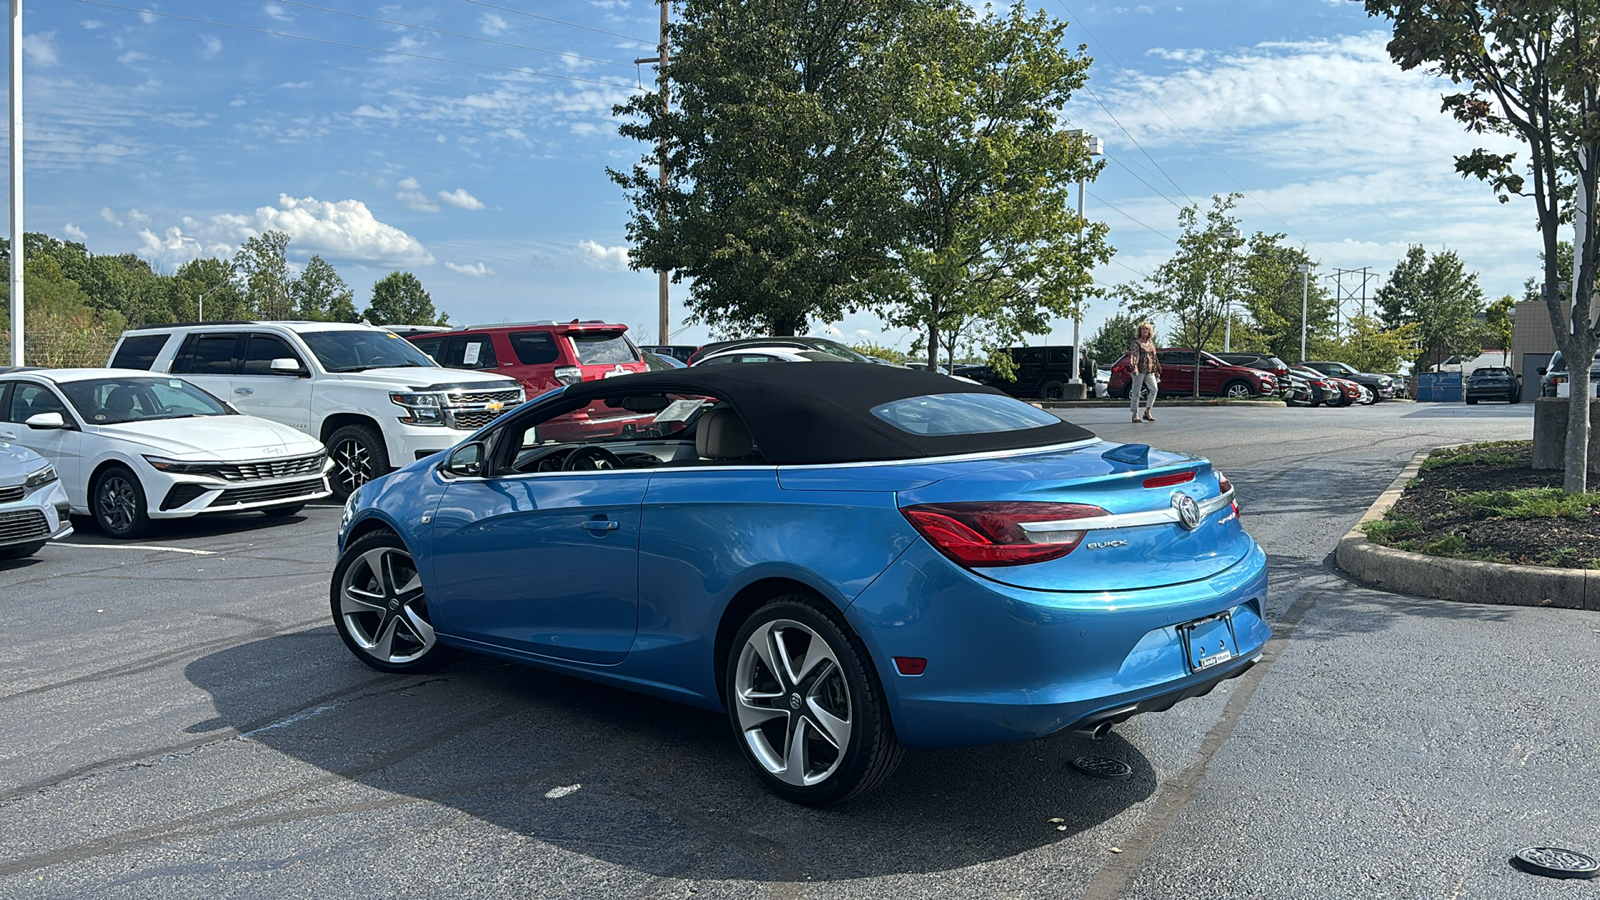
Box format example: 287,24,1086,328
448,409,506,430
447,387,522,406
0,485,24,504
207,453,326,482
0,508,49,543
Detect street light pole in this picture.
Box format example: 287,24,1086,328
635,0,669,346
1068,131,1102,397
1222,227,1240,353
8,0,23,366
1297,262,1311,363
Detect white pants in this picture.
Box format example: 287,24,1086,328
1129,373,1159,413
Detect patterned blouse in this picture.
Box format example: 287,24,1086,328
1128,339,1160,375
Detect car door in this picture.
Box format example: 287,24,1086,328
168,332,242,402
1158,351,1193,394
0,381,86,508
228,332,314,433
428,415,647,665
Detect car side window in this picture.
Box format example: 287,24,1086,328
1045,348,1072,366
511,331,559,365
1013,348,1044,367
110,333,170,370
173,333,240,375
8,383,70,423
444,335,498,369
240,333,304,375
1157,351,1188,367
411,336,444,360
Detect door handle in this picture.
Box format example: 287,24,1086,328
580,519,620,532
235,388,254,395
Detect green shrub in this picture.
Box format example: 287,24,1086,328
1363,514,1423,543
1452,487,1600,519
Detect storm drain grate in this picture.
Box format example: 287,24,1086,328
1511,847,1599,880
1070,756,1133,781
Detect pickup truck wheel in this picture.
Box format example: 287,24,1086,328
328,424,389,501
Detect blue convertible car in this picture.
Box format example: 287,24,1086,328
333,364,1269,805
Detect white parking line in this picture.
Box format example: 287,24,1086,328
61,543,218,556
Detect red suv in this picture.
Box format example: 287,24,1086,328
405,320,648,395
1108,348,1277,400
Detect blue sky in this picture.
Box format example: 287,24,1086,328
6,1,1532,352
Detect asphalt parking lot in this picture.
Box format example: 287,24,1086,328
4,400,1598,899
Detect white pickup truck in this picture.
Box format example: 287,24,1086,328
108,321,525,498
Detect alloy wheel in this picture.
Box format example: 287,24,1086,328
733,619,853,787
98,475,139,533
333,437,373,495
1225,383,1253,399
337,546,436,665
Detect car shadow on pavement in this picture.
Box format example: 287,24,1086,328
186,630,1156,881
64,510,314,543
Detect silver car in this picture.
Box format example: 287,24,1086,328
0,440,72,560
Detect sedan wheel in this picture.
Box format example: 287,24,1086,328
93,465,152,539
331,530,446,673
728,598,902,805
1223,381,1254,400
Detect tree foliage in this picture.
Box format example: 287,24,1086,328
1485,293,1516,359
365,272,447,326
1239,234,1332,363
1372,245,1487,370
1114,194,1245,397
1084,312,1146,366
236,231,295,321
1366,0,1600,491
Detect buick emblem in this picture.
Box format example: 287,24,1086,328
789,693,802,710
1172,492,1201,530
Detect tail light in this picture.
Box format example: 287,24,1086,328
1217,470,1240,517
901,501,1107,567
1143,470,1196,488
553,366,583,386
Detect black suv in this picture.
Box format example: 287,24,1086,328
961,345,1093,401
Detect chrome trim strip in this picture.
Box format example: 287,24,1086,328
1018,489,1234,541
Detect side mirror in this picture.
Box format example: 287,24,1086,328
1538,367,1547,376
270,357,306,376
446,443,485,477
25,412,67,430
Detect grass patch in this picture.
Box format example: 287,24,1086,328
1362,513,1423,543
1398,534,1467,556
1452,487,1600,519
1420,440,1531,471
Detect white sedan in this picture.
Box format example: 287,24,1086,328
0,440,72,559
0,368,332,539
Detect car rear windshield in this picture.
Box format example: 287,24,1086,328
300,330,437,372
570,332,640,365
870,393,1062,436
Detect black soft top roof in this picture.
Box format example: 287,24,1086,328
558,363,1096,465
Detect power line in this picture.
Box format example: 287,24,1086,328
1087,188,1180,246
75,0,638,88
1104,153,1182,210
1056,0,1310,246
1080,84,1194,206
267,0,638,70
458,0,655,45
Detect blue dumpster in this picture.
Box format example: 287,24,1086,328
1416,372,1463,402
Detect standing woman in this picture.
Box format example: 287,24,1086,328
1128,321,1161,423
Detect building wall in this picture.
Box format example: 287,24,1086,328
1511,300,1568,374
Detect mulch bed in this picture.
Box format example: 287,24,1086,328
1370,441,1600,569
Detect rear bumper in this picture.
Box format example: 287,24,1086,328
845,541,1271,749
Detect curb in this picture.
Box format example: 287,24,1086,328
1335,448,1600,611
1033,398,1288,409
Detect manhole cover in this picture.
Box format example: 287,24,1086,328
1512,846,1600,879
1070,756,1133,780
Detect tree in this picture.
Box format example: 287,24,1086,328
173,257,249,321
1374,246,1486,371
1311,315,1415,374
1485,294,1516,362
879,2,1110,370
235,231,294,320
611,0,907,336
1240,235,1332,362
1115,194,1246,397
1084,312,1146,366
290,255,353,322
1365,0,1600,492
365,272,447,326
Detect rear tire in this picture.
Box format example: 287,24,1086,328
1466,397,1478,405
0,541,45,560
726,595,902,806
1039,380,1065,402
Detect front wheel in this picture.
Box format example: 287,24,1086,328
93,465,152,539
327,423,390,502
1222,380,1254,400
726,596,902,806
331,530,448,673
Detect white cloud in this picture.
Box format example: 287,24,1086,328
81,20,105,30
139,11,156,25
481,13,510,36
397,190,440,213
446,262,494,277
397,176,422,191
99,207,121,225
262,3,292,22
1146,47,1206,63
128,195,433,268
578,239,630,271
437,188,484,210
200,35,222,59
22,33,59,67
230,98,247,107
118,51,150,65
63,223,87,241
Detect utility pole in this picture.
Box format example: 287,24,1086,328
635,1,669,346
1067,131,1101,399
1325,266,1380,345
8,0,22,366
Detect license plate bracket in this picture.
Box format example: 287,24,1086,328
1179,613,1237,673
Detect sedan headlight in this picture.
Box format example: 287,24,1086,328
23,463,58,492
142,455,210,474
390,391,447,426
